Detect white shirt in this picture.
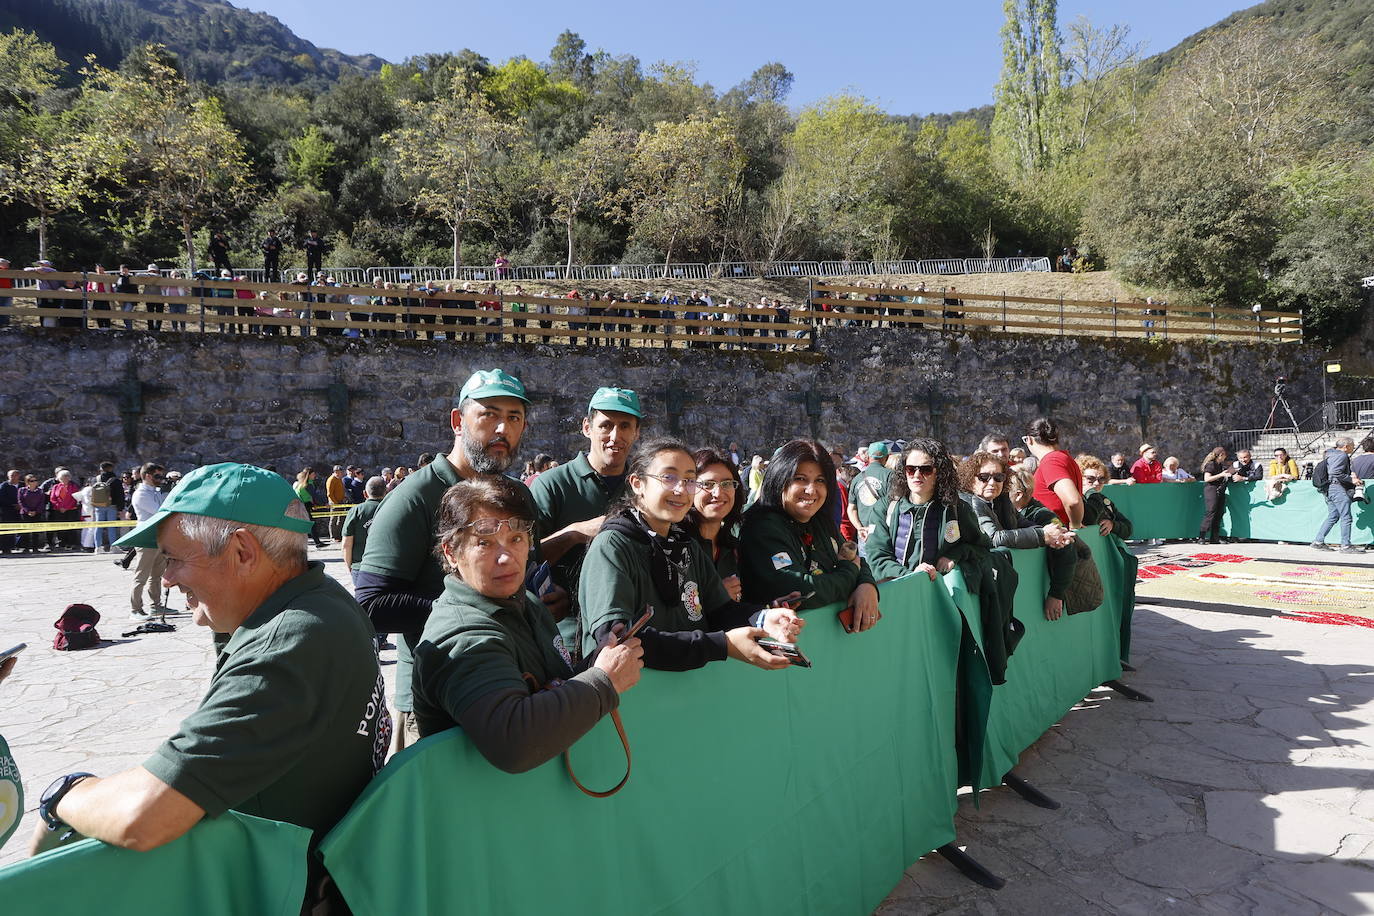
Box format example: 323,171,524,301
132,482,166,521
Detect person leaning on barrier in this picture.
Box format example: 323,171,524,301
1161,456,1195,482
31,463,389,914
681,448,746,602
411,477,644,765
1023,417,1085,530
578,437,802,670
960,448,1077,569
1078,455,1134,540
737,439,880,633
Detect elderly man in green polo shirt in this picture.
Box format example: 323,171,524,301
355,368,558,749
530,386,643,656
31,463,388,909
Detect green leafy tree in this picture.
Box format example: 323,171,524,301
286,124,337,189
0,111,114,259
784,94,907,260
84,46,254,273
992,0,1067,172
384,83,530,270
615,114,744,270
544,120,630,272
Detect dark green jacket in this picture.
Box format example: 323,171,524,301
1017,498,1077,601
1081,491,1139,661
737,505,875,609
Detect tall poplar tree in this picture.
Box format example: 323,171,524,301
992,0,1067,172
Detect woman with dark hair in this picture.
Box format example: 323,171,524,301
578,437,803,670
866,438,989,584
411,476,645,769
1023,418,1084,530
682,448,745,601
737,439,881,632
1198,446,1236,544
960,449,1075,621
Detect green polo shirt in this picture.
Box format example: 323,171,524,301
737,506,876,609
143,563,387,837
358,454,465,596
341,497,383,571
578,529,731,658
530,452,626,639
412,577,574,737
850,463,893,529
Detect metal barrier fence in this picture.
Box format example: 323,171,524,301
365,266,450,284
1329,399,1374,429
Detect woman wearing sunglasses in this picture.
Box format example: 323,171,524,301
1077,455,1135,540
737,439,881,633
411,476,645,768
865,438,989,584
578,437,802,671
959,450,1076,622
682,448,746,601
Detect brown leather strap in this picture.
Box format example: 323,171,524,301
563,708,631,798
523,671,632,798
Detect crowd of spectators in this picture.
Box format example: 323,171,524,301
11,364,1373,912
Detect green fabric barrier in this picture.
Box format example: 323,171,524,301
952,532,1128,789
1223,481,1374,544
321,573,967,916
1102,482,1204,539
1103,481,1374,544
1,811,311,916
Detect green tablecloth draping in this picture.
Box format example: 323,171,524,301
1,811,311,916
1105,481,1374,544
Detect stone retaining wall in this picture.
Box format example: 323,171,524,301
0,326,1347,476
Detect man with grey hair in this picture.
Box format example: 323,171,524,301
978,434,1011,461
1312,437,1362,553
32,463,389,912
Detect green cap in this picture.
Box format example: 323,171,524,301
867,441,890,458
587,386,643,419
114,462,316,549
458,369,529,405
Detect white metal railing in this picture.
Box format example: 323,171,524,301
366,266,450,284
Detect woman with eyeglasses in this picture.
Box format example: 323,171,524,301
682,448,746,601
1077,455,1134,540
738,439,880,633
410,476,645,767
579,437,803,670
959,450,1076,622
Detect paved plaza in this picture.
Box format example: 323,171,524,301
2,542,1374,914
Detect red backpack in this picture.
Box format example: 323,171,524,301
53,604,102,651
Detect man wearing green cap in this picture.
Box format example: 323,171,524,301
32,463,388,910
847,441,893,548
530,386,643,655
355,368,556,747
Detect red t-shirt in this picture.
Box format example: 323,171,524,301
1033,450,1083,525
837,477,857,542
1129,458,1162,484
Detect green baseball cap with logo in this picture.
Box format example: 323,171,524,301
587,386,643,419
114,462,316,549
458,368,529,405
867,441,890,458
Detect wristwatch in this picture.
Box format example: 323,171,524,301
39,772,95,837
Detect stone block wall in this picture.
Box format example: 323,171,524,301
0,326,1351,477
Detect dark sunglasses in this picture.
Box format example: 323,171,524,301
904,464,937,477
975,472,1006,483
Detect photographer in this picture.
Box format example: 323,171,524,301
1311,437,1361,553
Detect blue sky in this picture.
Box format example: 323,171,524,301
245,0,1249,114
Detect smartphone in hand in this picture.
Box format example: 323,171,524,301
758,638,812,668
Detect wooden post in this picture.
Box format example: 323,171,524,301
1059,297,1064,335
1001,291,1007,331
81,270,89,329
1111,298,1117,337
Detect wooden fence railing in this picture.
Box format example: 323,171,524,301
0,271,1302,347
809,282,1303,342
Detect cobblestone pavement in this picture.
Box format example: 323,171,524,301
3,541,1374,915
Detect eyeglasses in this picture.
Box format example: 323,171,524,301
904,464,937,477
460,518,535,536
642,473,699,493
696,479,739,493
1083,474,1105,483
975,472,1006,483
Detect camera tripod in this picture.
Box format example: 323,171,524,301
1262,384,1324,452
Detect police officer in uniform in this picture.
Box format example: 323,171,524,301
302,229,327,285
261,229,283,283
